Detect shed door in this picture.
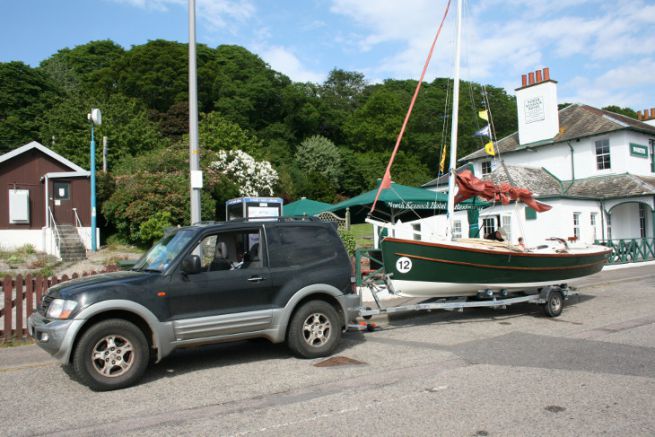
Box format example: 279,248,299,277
51,181,74,225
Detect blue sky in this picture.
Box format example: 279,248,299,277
2,0,655,111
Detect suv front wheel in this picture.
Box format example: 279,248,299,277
287,300,341,359
72,319,149,391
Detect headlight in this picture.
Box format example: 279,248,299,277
46,299,78,320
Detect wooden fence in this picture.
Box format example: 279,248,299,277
1,266,119,342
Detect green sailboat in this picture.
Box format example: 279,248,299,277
374,0,612,298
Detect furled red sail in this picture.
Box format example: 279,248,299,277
454,169,552,212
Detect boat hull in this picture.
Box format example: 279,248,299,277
380,237,612,298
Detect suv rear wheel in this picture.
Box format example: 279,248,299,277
287,300,341,359
72,319,149,391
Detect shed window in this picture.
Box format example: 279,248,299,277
9,189,30,223
54,182,70,200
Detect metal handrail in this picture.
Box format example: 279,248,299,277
47,206,61,249
72,207,91,248
72,208,83,228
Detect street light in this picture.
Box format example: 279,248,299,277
88,108,101,252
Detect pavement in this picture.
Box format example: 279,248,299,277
1,263,654,436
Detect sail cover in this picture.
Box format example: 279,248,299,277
454,169,552,212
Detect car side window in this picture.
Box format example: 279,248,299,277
189,229,263,272
267,226,338,268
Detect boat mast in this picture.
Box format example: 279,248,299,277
446,0,463,240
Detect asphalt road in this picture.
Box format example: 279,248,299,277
1,264,654,436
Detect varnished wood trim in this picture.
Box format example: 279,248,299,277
395,252,607,271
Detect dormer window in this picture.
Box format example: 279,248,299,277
595,139,610,170
481,160,492,176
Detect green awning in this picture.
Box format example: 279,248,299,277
283,198,333,217
328,181,486,223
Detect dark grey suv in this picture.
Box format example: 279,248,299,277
28,218,360,391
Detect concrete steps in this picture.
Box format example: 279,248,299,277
57,225,87,262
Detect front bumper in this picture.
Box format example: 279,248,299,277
27,312,84,363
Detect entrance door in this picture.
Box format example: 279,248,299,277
51,180,74,225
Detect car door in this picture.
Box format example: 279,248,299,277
167,227,277,341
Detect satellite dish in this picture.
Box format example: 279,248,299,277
88,108,102,126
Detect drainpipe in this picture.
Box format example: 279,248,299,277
43,174,49,253
564,141,575,193
600,200,606,242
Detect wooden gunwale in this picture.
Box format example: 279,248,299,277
383,237,613,258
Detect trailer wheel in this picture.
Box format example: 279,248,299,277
543,289,564,317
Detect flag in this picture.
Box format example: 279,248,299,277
484,141,495,156
478,109,489,121
473,124,491,137
439,146,447,173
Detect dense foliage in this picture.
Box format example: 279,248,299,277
2,39,633,241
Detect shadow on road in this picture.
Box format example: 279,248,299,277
127,331,368,387
379,293,596,331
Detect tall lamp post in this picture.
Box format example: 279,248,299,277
88,108,101,252
188,0,202,224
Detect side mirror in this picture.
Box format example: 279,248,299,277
181,255,202,274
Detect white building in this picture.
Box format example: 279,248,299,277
419,68,655,254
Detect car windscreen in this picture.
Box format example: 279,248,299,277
132,229,195,272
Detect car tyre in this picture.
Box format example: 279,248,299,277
287,300,341,359
73,319,149,391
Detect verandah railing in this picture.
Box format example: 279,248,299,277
596,238,655,264
0,266,119,343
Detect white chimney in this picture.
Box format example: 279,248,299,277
515,67,560,145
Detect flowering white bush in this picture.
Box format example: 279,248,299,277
209,149,278,196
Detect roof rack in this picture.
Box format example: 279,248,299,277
190,216,323,226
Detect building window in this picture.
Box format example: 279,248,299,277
595,139,610,170
481,161,492,176
452,220,462,239
482,217,495,237
501,215,512,243
590,212,598,241
573,212,581,239
650,139,655,173
412,224,421,241
607,213,612,241
639,204,647,238
53,182,70,200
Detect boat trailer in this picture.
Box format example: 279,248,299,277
352,249,577,329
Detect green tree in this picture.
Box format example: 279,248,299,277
104,144,216,243
603,105,637,119
295,135,342,186
207,45,291,131
344,83,407,153
105,40,215,115
40,93,163,169
39,40,125,96
0,61,61,151
319,69,367,143
197,112,264,158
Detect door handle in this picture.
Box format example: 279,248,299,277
247,276,266,282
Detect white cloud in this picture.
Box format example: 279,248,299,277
109,0,255,33
329,0,655,108
260,46,325,83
